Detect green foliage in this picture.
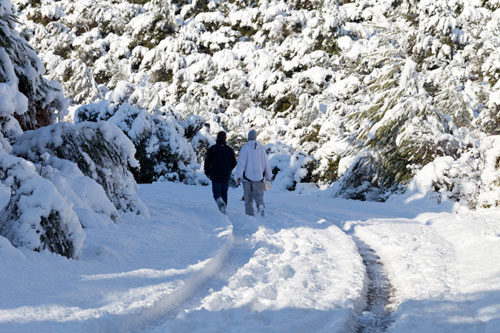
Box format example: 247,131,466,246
52,40,72,59
67,18,99,36
26,10,56,26
233,24,257,38
290,0,322,11
127,0,151,4
301,125,320,143
131,129,191,183
226,0,259,10
273,96,298,116
336,155,392,201
16,0,42,10
481,0,500,11
94,68,112,85
38,211,74,259
0,10,63,130
214,82,242,100
183,115,204,140
150,67,174,84
480,106,500,135
314,35,341,55
228,134,247,157
130,15,176,49
184,0,211,17
311,155,341,185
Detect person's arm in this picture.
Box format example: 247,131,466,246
235,145,247,183
262,146,272,181
231,148,237,170
204,147,212,178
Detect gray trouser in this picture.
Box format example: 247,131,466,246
243,181,265,216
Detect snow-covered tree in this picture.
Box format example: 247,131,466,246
75,97,199,184
0,0,148,258
1,0,66,130
12,0,500,206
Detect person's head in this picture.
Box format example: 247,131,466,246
216,131,227,144
247,129,257,141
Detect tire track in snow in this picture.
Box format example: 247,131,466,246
269,206,394,332
352,237,394,333
88,238,232,332
90,216,257,333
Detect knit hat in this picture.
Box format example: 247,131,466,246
248,129,257,141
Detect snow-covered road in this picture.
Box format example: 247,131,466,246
1,183,499,332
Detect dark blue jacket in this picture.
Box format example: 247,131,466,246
204,140,237,182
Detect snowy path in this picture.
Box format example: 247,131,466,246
90,186,414,332
1,183,500,332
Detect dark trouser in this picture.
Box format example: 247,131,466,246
243,181,264,216
212,180,229,205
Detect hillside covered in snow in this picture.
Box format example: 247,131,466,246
9,0,500,207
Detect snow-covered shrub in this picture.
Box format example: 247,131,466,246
0,152,84,259
1,0,66,130
12,0,500,205
37,155,119,227
75,101,198,184
403,135,500,208
267,143,320,191
48,58,100,104
12,121,149,216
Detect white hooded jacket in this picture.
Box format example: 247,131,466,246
235,140,272,182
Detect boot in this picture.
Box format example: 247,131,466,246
216,197,226,215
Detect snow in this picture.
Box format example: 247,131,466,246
1,182,499,332
2,0,500,330
0,152,85,259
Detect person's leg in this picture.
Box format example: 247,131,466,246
213,181,227,214
252,181,265,215
243,182,254,216
212,181,222,202
221,180,229,205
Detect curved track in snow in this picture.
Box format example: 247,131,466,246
353,238,394,333
100,202,393,332
91,225,252,332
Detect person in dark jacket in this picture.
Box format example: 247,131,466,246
204,131,237,214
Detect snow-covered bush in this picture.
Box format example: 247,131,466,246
0,0,90,258
403,135,500,209
1,0,66,130
12,121,149,216
0,152,84,259
37,155,120,227
75,100,199,184
12,0,500,205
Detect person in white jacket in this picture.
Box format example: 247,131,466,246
235,129,272,216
